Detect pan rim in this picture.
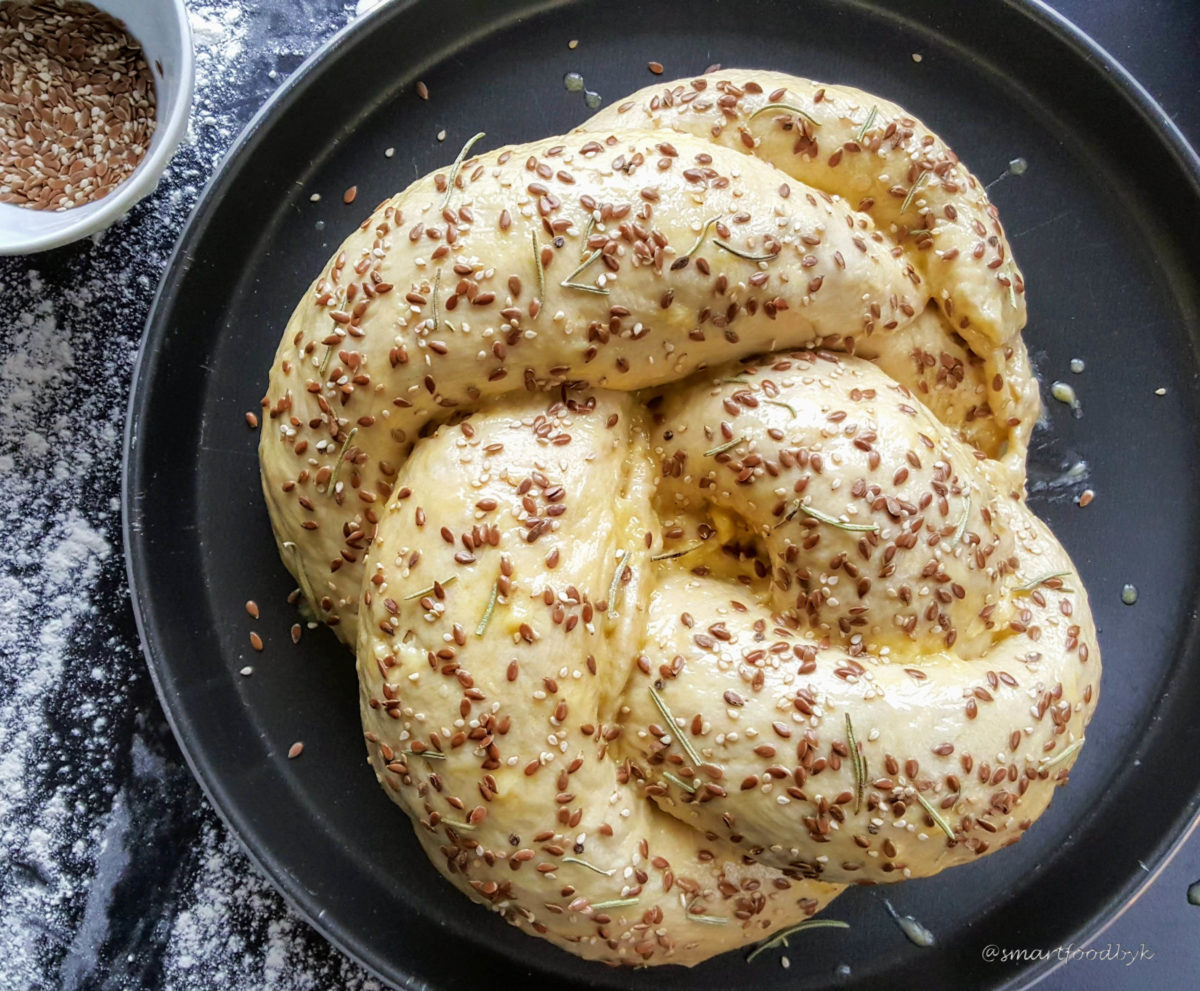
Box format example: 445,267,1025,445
122,1,1200,988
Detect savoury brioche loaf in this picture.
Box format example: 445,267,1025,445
259,69,1097,968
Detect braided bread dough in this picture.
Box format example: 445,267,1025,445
259,69,1098,967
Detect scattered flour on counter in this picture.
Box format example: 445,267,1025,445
0,2,380,989
163,823,382,991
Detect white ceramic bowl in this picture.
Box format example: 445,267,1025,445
0,0,194,255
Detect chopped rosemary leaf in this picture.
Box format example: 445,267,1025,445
580,214,595,256
687,913,729,926
531,229,545,315
440,818,476,831
405,749,446,760
845,713,865,815
1039,738,1085,770
713,239,778,262
662,770,697,793
1013,570,1073,593
648,685,703,768
705,436,743,457
590,897,640,911
560,248,608,294
901,169,930,213
748,102,820,126
441,131,486,208
475,578,500,637
431,268,440,333
800,503,879,532
947,493,971,549
605,548,629,621
679,215,720,262
561,856,614,877
856,105,878,142
318,343,335,377
913,789,956,842
746,919,850,962
651,541,705,562
328,427,358,494
884,900,936,947
403,574,459,600
764,399,797,417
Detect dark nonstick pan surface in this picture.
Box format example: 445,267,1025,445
124,0,1200,987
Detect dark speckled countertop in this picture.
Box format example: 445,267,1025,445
0,1,1197,988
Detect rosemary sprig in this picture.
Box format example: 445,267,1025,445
561,856,614,877
687,913,728,926
590,897,640,911
651,541,705,562
713,239,778,262
475,577,500,637
662,770,697,793
560,248,609,294
748,102,820,126
531,229,545,315
705,436,743,457
1013,570,1073,593
856,105,878,143
845,713,865,815
764,399,797,418
328,427,358,494
441,131,486,208
913,789,956,842
605,548,629,621
947,493,971,549
746,919,850,962
648,685,703,768
1039,738,1085,770
403,574,459,600
799,503,879,532
901,170,930,213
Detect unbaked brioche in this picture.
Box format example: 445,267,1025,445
259,68,1097,967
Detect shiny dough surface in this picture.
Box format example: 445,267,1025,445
258,68,1098,967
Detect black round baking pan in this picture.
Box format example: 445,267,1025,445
123,0,1200,987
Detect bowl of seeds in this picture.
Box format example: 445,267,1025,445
0,0,193,254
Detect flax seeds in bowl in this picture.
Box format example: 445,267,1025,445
0,0,157,212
